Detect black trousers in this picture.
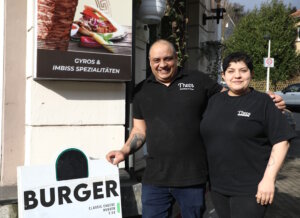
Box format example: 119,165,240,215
211,190,267,218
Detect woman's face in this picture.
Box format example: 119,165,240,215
222,61,253,96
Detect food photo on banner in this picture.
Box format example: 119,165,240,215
35,0,132,81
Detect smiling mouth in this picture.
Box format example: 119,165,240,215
159,70,170,74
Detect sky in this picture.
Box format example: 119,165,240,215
229,0,300,11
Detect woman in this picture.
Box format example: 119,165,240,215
200,52,296,218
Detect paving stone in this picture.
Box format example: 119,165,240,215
265,157,300,218
0,204,18,218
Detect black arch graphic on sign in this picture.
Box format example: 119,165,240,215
55,148,89,181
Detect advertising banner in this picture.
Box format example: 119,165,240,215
17,149,122,218
34,0,132,81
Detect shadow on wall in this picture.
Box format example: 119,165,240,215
33,80,125,101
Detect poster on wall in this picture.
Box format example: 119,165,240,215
35,0,132,81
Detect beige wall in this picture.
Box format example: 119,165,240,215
296,41,300,53
0,0,3,182
296,22,300,54
27,81,125,126
1,0,26,186
25,79,126,166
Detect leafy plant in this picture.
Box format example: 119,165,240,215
161,0,188,67
200,41,224,81
223,0,300,90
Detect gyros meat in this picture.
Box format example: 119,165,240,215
37,0,78,50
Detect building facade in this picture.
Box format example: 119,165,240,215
0,0,222,215
291,10,300,53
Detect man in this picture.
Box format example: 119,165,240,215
106,39,284,218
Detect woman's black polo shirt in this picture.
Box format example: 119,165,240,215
200,89,297,195
133,70,222,187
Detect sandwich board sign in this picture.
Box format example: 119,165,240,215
17,148,122,218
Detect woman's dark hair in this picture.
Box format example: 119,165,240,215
222,52,254,73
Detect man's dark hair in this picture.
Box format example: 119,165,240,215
222,52,254,72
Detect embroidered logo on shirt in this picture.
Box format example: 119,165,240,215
237,110,251,117
178,83,194,90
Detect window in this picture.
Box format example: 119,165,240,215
286,84,300,92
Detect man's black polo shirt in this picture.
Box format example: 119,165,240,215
133,70,222,187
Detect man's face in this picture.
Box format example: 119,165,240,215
149,43,178,84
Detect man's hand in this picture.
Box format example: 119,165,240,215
267,91,286,110
105,119,146,165
106,150,126,165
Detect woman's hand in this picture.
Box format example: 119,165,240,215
256,177,275,205
256,141,289,205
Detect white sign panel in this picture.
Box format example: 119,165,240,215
264,57,274,68
17,159,122,218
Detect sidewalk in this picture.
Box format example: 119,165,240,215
265,135,300,218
